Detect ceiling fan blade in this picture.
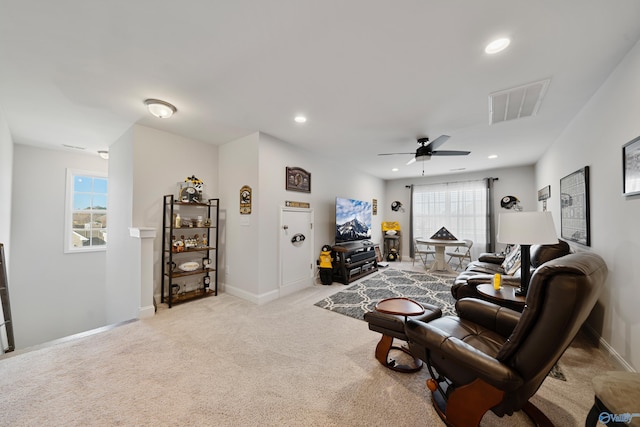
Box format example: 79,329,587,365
377,152,414,156
425,134,450,151
430,150,471,156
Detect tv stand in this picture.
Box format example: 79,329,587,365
332,241,379,285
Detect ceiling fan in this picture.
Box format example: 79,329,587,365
378,135,470,165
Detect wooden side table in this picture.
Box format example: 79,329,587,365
365,297,441,373
476,284,525,310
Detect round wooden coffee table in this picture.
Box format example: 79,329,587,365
375,297,425,317
372,297,427,373
476,284,525,310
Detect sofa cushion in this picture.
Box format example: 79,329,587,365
451,240,572,311
530,240,571,268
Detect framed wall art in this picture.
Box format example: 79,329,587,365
560,166,590,246
240,185,252,214
285,167,311,193
538,185,551,211
622,135,640,196
537,185,550,201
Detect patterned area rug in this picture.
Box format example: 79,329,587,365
314,268,566,381
314,269,457,320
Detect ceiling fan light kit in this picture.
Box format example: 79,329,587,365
378,135,470,175
144,99,177,119
379,135,470,162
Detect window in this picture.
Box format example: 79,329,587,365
65,169,108,253
412,180,487,259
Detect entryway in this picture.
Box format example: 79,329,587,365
279,207,314,296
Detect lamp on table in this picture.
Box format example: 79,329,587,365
496,211,558,297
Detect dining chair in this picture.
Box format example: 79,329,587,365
446,239,473,271
413,238,436,267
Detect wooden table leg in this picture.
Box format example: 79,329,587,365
374,334,422,373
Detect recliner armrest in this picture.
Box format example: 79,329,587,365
466,275,521,288
405,320,524,391
455,298,521,337
477,252,505,264
466,274,495,286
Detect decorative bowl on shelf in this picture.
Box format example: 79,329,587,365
178,261,200,272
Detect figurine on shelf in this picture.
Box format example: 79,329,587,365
180,175,204,203
172,236,184,253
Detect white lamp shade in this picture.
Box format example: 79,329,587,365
497,211,558,245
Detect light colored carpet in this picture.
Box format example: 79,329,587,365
0,266,617,426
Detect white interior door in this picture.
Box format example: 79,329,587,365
280,207,314,295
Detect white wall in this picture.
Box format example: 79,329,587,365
384,165,536,259
105,127,136,324
536,39,640,371
11,145,108,348
219,132,385,303
0,109,13,351
218,133,260,300
106,125,219,323
0,110,12,257
133,126,219,301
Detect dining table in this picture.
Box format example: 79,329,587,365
416,238,467,274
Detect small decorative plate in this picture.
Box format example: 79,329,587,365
178,261,199,272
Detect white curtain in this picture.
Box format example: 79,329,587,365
412,180,487,261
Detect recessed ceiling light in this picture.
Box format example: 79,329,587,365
488,154,498,159
392,168,399,172
294,115,307,123
485,38,510,54
144,99,177,118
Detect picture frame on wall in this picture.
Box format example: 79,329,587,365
285,167,311,193
622,136,640,196
560,166,590,246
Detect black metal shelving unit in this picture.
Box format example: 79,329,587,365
161,195,219,308
0,243,15,353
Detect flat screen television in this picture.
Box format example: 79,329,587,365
335,197,372,243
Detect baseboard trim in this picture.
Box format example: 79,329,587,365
138,305,155,319
582,323,636,372
1,319,137,360
224,284,280,305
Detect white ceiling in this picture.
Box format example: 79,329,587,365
1,1,640,179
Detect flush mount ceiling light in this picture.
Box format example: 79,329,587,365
485,38,511,54
294,115,307,123
98,150,109,160
144,99,177,118
488,154,498,159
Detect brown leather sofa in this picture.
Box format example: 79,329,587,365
405,251,608,426
450,240,570,310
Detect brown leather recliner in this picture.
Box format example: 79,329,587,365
450,240,571,311
405,251,608,426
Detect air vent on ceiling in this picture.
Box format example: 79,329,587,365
62,144,86,150
489,78,550,124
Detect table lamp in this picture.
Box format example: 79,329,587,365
496,211,558,296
